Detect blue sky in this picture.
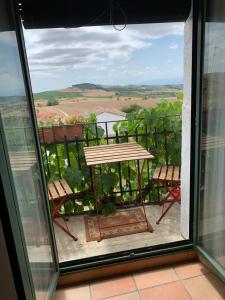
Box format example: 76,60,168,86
23,23,184,92
0,32,26,96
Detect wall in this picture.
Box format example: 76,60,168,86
181,9,192,238
0,218,18,300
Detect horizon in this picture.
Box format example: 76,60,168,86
34,81,183,94
23,23,184,93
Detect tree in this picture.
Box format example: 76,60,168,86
122,104,142,114
47,99,59,106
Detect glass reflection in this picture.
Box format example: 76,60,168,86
199,1,225,269
0,1,56,299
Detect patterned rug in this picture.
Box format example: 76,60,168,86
84,208,150,242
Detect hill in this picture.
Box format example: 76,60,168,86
33,83,182,102
72,83,104,90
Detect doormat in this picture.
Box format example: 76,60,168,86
84,208,151,242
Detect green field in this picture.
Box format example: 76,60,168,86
34,83,183,102
34,91,83,101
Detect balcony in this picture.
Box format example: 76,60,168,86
36,114,183,262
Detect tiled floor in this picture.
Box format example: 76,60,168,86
54,261,225,300
54,204,183,262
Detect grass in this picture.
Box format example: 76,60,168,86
34,91,83,101
34,89,179,102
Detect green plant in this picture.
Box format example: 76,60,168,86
47,99,59,106
40,100,182,215
122,104,142,114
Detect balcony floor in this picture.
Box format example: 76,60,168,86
54,203,184,262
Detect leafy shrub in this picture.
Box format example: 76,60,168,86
122,104,142,114
47,99,59,106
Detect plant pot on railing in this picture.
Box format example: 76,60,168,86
52,125,67,142
65,124,83,141
39,124,84,144
38,127,54,144
53,124,83,142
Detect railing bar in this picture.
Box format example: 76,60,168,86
145,124,150,203
95,123,99,146
105,122,109,144
42,127,51,178
163,120,169,165
52,127,61,178
85,127,89,147
75,139,84,193
64,136,71,167
118,162,123,197
116,130,119,143
85,128,93,191
95,122,103,192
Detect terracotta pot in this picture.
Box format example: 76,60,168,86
39,124,84,143
66,124,83,141
38,127,54,144
53,125,67,142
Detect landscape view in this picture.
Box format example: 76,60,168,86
34,83,183,125
20,23,184,261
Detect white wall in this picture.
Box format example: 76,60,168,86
180,10,193,239
97,112,125,136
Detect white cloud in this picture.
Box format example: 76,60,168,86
0,32,17,47
169,43,179,49
24,23,183,76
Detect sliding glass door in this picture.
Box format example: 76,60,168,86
0,0,58,299
196,0,225,277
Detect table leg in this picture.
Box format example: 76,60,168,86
137,160,153,233
92,165,101,242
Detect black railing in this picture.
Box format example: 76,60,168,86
38,116,181,214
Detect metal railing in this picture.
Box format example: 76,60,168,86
38,116,181,213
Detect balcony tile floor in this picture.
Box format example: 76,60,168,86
54,261,225,300
54,203,183,262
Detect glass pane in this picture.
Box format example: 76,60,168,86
0,1,57,300
199,0,225,269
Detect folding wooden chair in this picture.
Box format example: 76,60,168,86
152,165,181,224
48,179,77,241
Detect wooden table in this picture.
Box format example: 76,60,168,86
84,142,154,241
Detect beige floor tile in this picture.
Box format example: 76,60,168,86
54,284,91,300
174,261,209,279
140,281,191,300
90,275,136,300
183,273,225,300
133,266,178,289
103,291,140,300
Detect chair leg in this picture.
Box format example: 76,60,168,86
156,200,176,224
53,219,78,241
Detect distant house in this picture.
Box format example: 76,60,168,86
96,111,125,136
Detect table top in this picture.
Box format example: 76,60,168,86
84,142,154,166
9,151,37,171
